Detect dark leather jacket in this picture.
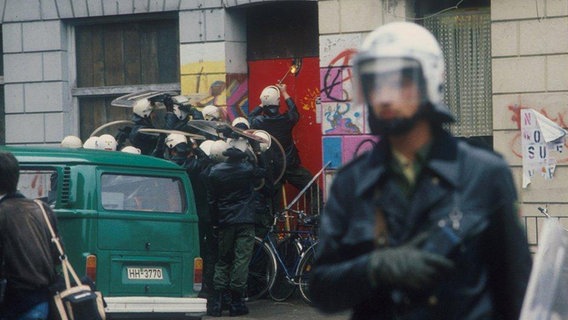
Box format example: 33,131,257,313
183,148,214,223
0,193,59,314
129,115,160,156
310,129,532,320
206,160,265,226
249,98,301,167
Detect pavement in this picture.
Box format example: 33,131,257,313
202,294,350,320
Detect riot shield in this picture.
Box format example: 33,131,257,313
520,218,568,320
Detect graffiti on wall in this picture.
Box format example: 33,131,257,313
181,59,249,123
225,73,249,121
319,48,365,135
323,102,363,135
508,104,568,163
299,87,321,112
320,49,357,103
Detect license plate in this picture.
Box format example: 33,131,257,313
127,267,164,280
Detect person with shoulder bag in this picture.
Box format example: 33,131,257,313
0,152,60,320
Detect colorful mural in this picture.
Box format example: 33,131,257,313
322,102,363,135
180,60,249,123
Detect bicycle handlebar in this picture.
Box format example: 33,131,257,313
273,208,319,227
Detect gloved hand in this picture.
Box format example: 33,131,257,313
369,234,454,291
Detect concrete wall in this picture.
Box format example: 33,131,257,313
491,0,568,222
1,0,250,144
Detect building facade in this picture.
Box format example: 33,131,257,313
0,0,567,249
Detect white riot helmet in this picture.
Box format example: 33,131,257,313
231,117,250,130
172,95,191,120
260,85,280,107
353,22,453,123
227,137,250,153
61,135,82,148
202,105,221,121
164,133,189,164
209,140,229,163
252,130,272,152
83,136,99,149
121,146,141,154
173,105,189,121
171,95,189,105
96,134,118,151
165,133,188,149
132,98,153,118
198,140,215,157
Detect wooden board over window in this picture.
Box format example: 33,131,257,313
75,17,179,141
76,18,179,87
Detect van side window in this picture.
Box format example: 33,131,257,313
19,170,58,206
101,174,186,213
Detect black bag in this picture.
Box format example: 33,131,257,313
52,282,105,320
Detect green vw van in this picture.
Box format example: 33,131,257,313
3,146,206,319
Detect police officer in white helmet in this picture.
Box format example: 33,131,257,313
310,22,532,320
163,134,218,302
249,83,322,216
128,98,164,156
205,142,265,317
165,95,204,131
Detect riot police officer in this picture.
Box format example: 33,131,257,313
249,83,321,214
310,22,532,320
205,142,265,317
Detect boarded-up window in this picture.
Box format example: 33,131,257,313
75,17,179,140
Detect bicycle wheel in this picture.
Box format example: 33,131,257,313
269,237,301,302
297,241,318,305
246,236,277,301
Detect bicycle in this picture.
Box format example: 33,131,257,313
246,208,319,305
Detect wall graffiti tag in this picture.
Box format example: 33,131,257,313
320,49,357,103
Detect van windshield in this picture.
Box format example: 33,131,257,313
101,174,186,213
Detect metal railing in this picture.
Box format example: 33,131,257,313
279,161,330,232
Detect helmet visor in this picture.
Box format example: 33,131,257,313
359,58,427,106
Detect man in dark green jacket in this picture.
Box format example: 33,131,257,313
205,146,265,317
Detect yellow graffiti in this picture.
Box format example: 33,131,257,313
180,60,227,107
181,61,226,75
301,87,321,111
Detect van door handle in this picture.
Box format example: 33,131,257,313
145,242,151,250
